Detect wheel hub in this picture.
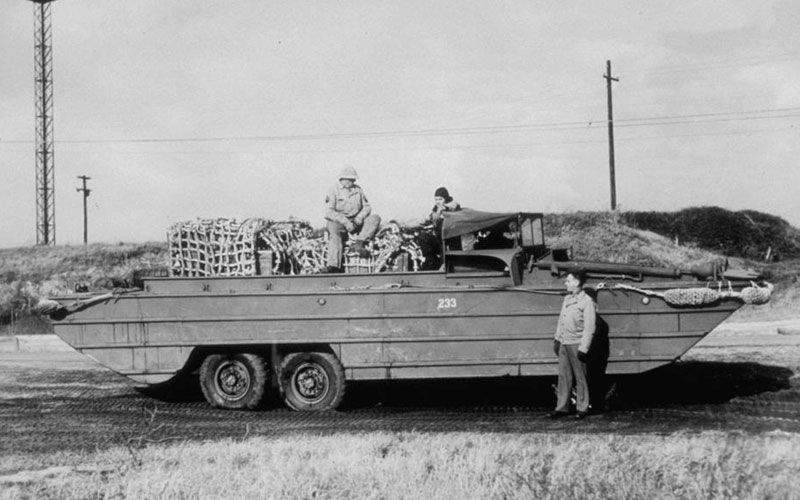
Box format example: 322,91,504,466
293,363,329,402
215,360,250,401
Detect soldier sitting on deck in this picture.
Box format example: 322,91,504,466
323,166,381,273
401,187,462,270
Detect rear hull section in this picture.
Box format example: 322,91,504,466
51,273,742,385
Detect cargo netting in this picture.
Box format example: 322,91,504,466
168,218,424,277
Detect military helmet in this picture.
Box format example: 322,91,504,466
338,166,359,180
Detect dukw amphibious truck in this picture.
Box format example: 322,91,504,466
45,210,770,411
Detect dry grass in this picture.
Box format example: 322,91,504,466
544,212,800,322
0,243,167,330
0,242,167,285
2,431,798,500
545,211,724,268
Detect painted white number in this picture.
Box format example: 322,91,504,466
437,298,457,310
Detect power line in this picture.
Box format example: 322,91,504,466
1,105,797,146
5,124,788,157
616,112,800,129
618,51,800,77
616,106,800,123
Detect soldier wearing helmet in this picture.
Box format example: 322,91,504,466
323,166,381,273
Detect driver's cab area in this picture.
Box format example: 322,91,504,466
443,212,547,286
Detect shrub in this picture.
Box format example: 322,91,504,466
622,207,800,261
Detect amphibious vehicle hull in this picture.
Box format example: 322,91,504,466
48,266,744,409
46,211,763,411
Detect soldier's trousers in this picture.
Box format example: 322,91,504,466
555,343,590,413
326,214,381,268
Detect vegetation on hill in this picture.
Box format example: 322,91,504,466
621,206,800,261
0,243,167,332
1,207,798,333
543,211,723,269
543,210,799,322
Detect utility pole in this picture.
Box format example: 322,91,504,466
76,175,91,244
31,0,57,245
604,60,619,211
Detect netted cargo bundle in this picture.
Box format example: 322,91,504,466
258,220,325,275
737,283,773,304
169,218,426,277
333,227,424,274
169,218,269,277
611,281,773,307
663,287,720,306
357,224,424,274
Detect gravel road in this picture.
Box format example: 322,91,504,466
2,328,799,458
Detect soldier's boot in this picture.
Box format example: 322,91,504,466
351,240,370,258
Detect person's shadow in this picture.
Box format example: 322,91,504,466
609,361,793,408
587,315,611,412
580,288,792,411
583,285,792,410
581,288,611,412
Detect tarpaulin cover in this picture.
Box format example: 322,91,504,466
441,209,518,239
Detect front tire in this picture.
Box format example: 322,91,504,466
199,353,268,410
279,352,346,411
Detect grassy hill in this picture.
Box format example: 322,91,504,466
544,211,722,268
2,208,798,334
543,210,799,322
621,207,800,262
0,242,168,334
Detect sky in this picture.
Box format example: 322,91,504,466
1,0,799,248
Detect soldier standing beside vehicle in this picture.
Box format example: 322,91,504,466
324,166,381,273
548,268,597,419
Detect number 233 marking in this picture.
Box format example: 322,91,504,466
437,297,457,310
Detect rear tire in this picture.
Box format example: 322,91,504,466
199,353,268,410
279,352,346,411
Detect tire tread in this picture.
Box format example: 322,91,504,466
199,353,268,410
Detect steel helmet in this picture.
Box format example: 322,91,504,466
338,166,359,180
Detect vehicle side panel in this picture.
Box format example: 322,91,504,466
51,280,741,384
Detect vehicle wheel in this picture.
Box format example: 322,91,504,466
278,352,346,411
199,353,268,410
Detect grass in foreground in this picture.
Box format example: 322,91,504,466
2,431,799,500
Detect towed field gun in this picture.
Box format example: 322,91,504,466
43,210,772,412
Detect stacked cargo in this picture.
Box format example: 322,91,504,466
168,218,268,277
256,220,322,275
168,218,424,277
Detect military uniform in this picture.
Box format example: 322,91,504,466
553,289,597,415
324,182,381,269
415,199,460,270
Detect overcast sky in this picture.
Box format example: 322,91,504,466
1,0,798,248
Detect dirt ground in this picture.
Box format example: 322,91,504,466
1,322,799,466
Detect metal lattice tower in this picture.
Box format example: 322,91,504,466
32,0,56,245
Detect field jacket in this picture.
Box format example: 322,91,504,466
325,183,371,225
555,289,597,353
